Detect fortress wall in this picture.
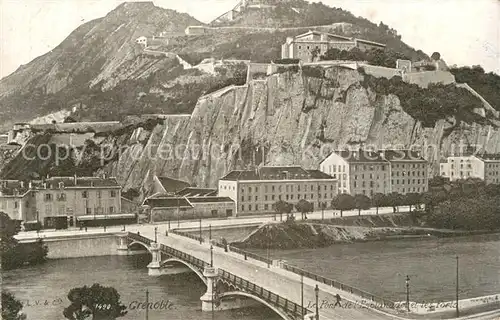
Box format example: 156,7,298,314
403,71,456,88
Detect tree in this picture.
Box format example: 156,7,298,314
1,212,48,270
372,193,387,215
2,291,27,320
273,200,293,221
295,199,313,220
331,194,355,217
431,52,441,61
63,284,127,320
353,194,371,216
404,193,421,212
386,192,404,213
64,116,78,123
310,47,321,62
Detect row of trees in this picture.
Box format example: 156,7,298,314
272,191,424,220
320,47,412,68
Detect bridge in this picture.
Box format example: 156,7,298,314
118,229,403,320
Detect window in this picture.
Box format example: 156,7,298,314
211,209,218,217
14,201,18,209
248,205,252,211
82,191,88,198
255,196,258,201
272,195,275,200
265,195,268,201
58,193,66,201
97,191,102,198
249,187,252,192
44,193,52,201
241,205,245,211
264,204,269,210
45,204,52,215
265,185,268,192
241,196,244,201
255,205,259,211
110,190,117,198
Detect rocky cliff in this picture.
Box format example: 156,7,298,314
2,66,499,194
97,66,499,193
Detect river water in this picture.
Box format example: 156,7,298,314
254,233,500,302
2,254,280,320
3,234,499,320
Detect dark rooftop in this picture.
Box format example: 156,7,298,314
156,176,191,194
175,187,217,197
322,150,388,164
221,166,335,181
144,196,192,208
35,176,120,189
187,197,234,203
476,153,500,161
380,150,426,162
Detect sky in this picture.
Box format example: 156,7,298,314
0,0,499,79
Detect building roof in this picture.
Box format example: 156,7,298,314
380,150,427,162
144,196,193,208
292,30,385,47
0,180,30,196
187,196,234,203
220,166,336,181
175,187,217,197
355,38,386,47
156,176,191,194
34,176,121,189
476,153,500,161
322,150,388,164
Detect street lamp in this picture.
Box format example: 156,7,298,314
209,224,212,241
199,218,202,244
154,227,158,243
315,284,319,320
456,256,459,318
405,275,410,312
210,245,213,267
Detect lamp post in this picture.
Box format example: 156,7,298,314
456,256,459,318
145,289,149,320
209,224,212,241
301,274,304,318
154,227,157,243
315,284,319,320
199,218,202,244
210,245,213,267
405,275,410,312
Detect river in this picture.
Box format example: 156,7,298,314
252,233,500,302
2,254,280,320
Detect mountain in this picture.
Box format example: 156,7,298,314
0,1,202,130
0,0,432,131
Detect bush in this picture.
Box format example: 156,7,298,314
302,65,324,78
273,58,300,64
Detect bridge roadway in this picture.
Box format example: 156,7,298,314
137,227,399,320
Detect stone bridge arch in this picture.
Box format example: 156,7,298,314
218,291,295,320
160,258,207,286
128,241,151,252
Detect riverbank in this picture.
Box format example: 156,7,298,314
231,214,500,249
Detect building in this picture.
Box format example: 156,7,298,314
281,30,386,61
184,26,207,36
320,149,429,196
320,150,390,196
218,166,338,216
440,154,500,184
152,175,191,195
142,194,234,221
0,176,122,223
0,180,31,221
383,150,428,194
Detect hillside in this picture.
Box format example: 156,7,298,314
0,0,431,130
2,67,499,196
0,1,202,130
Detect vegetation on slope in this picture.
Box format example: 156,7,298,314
358,68,489,127
450,65,500,111
321,47,412,68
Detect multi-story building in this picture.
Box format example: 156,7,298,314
0,180,32,221
383,150,428,194
218,166,337,216
440,154,500,184
0,176,122,222
281,30,386,61
320,149,429,196
320,150,390,196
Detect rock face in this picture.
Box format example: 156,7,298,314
99,67,500,194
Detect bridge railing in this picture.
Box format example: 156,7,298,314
126,232,311,317
170,229,204,243
281,264,396,309
219,269,311,318
228,245,273,265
